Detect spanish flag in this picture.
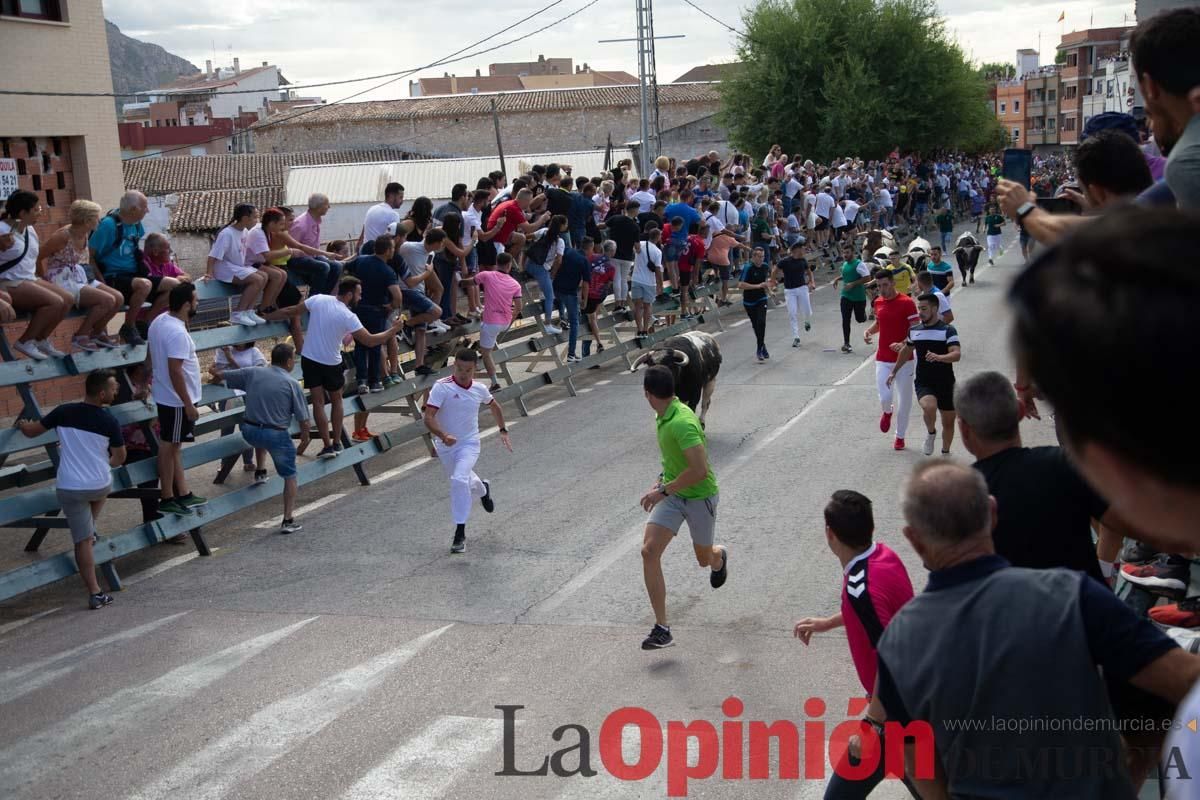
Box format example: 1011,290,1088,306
1058,10,1065,22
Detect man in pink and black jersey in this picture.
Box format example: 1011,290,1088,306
794,490,919,799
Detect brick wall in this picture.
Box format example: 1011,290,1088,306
255,102,720,158
1,136,78,242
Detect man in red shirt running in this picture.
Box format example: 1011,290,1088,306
864,269,919,450
794,490,917,798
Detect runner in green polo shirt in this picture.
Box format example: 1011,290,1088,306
638,364,727,650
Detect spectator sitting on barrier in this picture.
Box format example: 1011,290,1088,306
282,199,343,295
205,204,269,327
17,369,126,610
90,190,179,347
37,199,124,352
1,189,71,360
211,340,268,481
326,240,350,259
142,233,191,283
211,343,311,535
244,208,291,314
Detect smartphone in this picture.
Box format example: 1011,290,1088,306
1002,148,1033,190
425,253,435,268
1036,197,1080,215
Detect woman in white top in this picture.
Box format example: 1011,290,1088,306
0,190,70,360
204,203,269,327
37,200,125,352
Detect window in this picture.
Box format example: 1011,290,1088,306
1066,53,1078,67
1095,79,1103,93
1065,85,1077,100
1048,117,1056,131
1013,128,1020,141
1106,79,1114,98
1000,101,1007,114
1,0,65,20
1063,117,1076,132
1014,100,1020,113
1048,89,1057,101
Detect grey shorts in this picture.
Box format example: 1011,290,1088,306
648,492,719,547
56,486,111,544
631,282,656,303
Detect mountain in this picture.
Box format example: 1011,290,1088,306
106,20,199,106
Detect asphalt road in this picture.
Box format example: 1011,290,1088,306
0,223,1057,800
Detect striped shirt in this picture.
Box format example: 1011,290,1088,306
906,320,960,384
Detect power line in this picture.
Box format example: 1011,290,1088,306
120,0,603,162
678,0,745,37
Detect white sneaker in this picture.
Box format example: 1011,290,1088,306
13,340,48,360
36,339,68,358
544,324,563,335
427,320,451,334
248,311,268,325
923,431,937,456
566,354,582,363
232,311,258,327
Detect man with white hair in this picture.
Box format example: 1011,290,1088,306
287,193,341,293
876,461,1200,798
90,190,179,346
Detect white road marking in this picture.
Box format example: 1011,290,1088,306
0,617,317,797
523,353,876,618
124,624,453,800
253,493,345,528
0,607,60,639
124,551,210,586
373,457,433,483
553,729,696,799
0,611,189,705
341,715,505,800
730,319,749,327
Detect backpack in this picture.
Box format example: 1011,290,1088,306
526,232,554,267
92,210,147,278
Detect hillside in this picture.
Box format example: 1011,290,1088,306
106,20,198,104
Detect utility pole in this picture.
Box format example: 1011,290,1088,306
491,99,507,180
599,1,683,176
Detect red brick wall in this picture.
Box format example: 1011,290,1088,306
1,135,84,419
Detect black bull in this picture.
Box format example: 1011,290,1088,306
629,331,722,428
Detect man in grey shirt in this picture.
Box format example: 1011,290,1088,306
213,343,311,534
396,229,450,335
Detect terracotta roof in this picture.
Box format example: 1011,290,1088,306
266,82,721,127
123,149,421,195
417,75,525,95
671,63,741,83
591,71,639,85
169,187,284,233
152,64,278,93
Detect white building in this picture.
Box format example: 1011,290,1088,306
130,59,286,122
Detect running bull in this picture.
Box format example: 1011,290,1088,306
630,331,722,428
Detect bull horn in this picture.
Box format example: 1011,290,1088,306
671,351,690,367
629,351,655,372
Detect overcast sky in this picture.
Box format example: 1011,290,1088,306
102,0,1136,103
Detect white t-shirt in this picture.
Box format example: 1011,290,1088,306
629,190,657,212
0,221,39,282
303,294,363,367
703,214,725,248
814,192,836,219
427,376,494,445
878,189,893,209
149,313,201,407
830,203,847,229
632,240,662,287
843,201,861,225
362,202,400,243
784,177,802,199
208,225,248,277
243,225,271,264
932,287,953,317
462,205,483,247
215,345,267,397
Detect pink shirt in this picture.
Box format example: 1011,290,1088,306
289,211,322,250
475,269,523,326
147,257,185,278
840,542,914,694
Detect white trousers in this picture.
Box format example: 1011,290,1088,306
784,286,813,338
436,439,486,525
986,234,1003,262
876,360,915,438
611,258,634,302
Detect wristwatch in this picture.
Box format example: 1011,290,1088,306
657,482,671,496
499,427,508,434
1015,201,1037,222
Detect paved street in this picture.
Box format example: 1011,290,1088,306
0,226,1052,799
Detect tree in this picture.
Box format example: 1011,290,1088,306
978,62,1016,81
718,0,1001,161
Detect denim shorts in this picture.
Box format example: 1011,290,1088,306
241,423,297,478
663,241,684,262
631,282,656,302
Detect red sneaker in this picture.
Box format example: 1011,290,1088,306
893,437,906,451
880,412,893,433
351,429,375,443
1150,598,1200,628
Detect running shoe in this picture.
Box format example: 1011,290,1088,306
231,311,258,327
370,382,384,393
317,445,338,460
923,431,937,456
120,324,145,346
840,344,853,354
1121,555,1190,597
13,340,48,360
73,335,100,352
566,354,582,363
1122,539,1158,566
88,592,114,610
1159,625,1200,654
761,346,770,360
451,530,466,554
544,324,563,335
333,443,345,455
351,428,375,443
157,498,192,516
357,381,369,395
488,383,502,393
93,334,121,349
1150,598,1200,629
280,519,303,535
792,337,801,348
641,624,674,650
804,321,811,331
254,470,268,485
894,437,906,451
178,493,208,508
880,412,893,433
756,348,764,363
710,547,728,589
481,480,494,513
247,311,268,325
414,364,435,376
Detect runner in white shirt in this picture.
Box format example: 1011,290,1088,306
422,350,512,554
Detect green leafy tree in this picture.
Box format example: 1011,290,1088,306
978,62,1017,81
719,0,1000,161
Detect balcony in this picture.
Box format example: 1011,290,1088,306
1025,129,1059,146
1027,99,1046,114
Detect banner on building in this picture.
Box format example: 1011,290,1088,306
0,159,18,202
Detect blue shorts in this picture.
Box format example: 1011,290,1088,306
401,288,437,315
631,282,656,302
240,423,297,478
663,241,684,262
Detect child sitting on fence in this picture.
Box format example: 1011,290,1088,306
205,203,270,328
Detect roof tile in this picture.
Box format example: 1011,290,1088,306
169,187,284,234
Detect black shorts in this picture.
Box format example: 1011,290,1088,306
917,381,956,411
158,404,195,444
301,355,346,392
677,270,693,288
584,296,603,315
107,273,165,304
814,217,830,231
